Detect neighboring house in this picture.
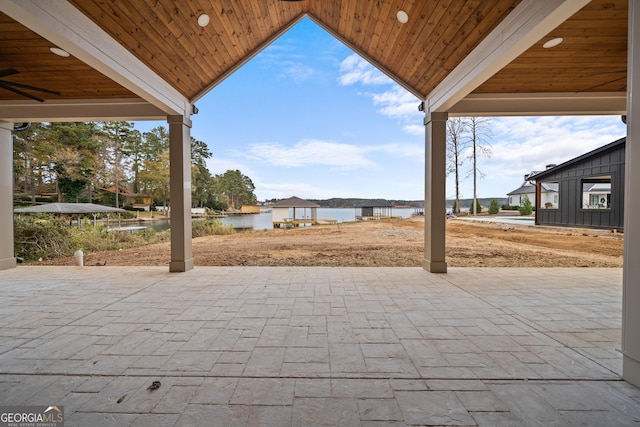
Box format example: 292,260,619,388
507,171,558,208
102,185,152,209
271,196,320,227
531,137,625,230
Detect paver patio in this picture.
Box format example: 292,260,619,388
0,266,639,426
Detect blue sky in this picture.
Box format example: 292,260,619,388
136,18,627,202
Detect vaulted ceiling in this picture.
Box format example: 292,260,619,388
0,0,629,115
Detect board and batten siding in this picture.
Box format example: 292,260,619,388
535,140,625,230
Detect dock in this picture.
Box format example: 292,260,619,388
273,218,337,228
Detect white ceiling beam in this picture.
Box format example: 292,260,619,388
449,92,627,117
0,0,190,117
426,0,591,114
0,99,167,122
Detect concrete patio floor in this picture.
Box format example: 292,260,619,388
0,266,639,426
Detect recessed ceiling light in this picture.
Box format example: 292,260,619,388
397,10,408,24
50,47,70,57
197,14,210,27
543,37,563,48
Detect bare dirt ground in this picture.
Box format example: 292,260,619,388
37,216,624,268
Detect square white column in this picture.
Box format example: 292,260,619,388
0,122,16,270
623,0,640,387
423,112,448,273
168,115,194,272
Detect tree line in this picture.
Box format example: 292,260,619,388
12,122,256,211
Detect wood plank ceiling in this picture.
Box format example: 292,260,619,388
0,0,628,103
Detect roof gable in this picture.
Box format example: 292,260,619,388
0,0,624,106
531,137,626,181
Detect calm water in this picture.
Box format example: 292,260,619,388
134,207,419,232
220,207,417,231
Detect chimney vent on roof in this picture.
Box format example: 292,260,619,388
546,164,556,170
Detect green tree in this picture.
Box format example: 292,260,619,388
191,136,216,208
214,170,257,210
489,198,500,215
13,122,99,203
474,199,482,214
98,122,136,208
13,123,47,203
139,126,170,205
519,195,533,215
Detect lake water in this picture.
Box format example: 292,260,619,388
132,207,419,232
220,207,418,230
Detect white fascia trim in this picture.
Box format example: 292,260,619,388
0,0,190,117
0,98,168,122
449,92,627,116
426,0,591,114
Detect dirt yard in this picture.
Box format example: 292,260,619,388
37,216,624,268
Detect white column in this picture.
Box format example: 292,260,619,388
623,0,640,387
0,122,16,270
423,112,448,273
168,115,194,272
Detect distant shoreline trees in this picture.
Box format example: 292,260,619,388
12,121,256,211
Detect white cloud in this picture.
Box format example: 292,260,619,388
403,125,424,135
206,158,256,177
490,116,625,173
278,62,316,83
338,54,392,86
245,139,425,170
246,139,375,169
371,86,420,118
370,143,424,160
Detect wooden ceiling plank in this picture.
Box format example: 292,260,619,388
69,1,192,97
400,1,473,93
379,0,445,80
418,1,522,94
4,0,190,114
428,0,591,113
106,0,213,98
0,0,630,107
337,0,357,38
366,0,393,60
192,0,238,71
307,13,421,99
192,11,307,101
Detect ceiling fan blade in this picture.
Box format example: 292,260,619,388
0,80,60,96
0,84,45,102
0,68,19,78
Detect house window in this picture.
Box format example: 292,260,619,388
582,176,611,209
540,181,559,209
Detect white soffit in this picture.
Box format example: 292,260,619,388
0,0,190,117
